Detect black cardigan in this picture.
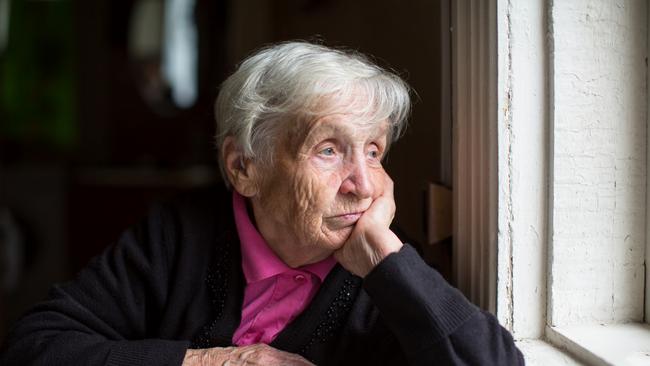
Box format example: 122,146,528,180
0,185,524,365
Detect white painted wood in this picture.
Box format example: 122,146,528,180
495,0,513,333
457,0,648,346
494,0,549,339
547,324,650,366
548,0,647,327
517,339,585,366
477,0,496,315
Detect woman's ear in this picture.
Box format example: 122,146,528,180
221,136,259,197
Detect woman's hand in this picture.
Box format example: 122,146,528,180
183,344,315,366
334,172,403,277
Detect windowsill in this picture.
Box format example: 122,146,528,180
516,339,584,366
546,323,650,366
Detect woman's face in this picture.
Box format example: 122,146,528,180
249,112,390,268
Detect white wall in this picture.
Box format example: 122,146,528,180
494,0,647,338
496,0,549,339
548,0,647,326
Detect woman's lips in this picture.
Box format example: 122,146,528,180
328,212,363,228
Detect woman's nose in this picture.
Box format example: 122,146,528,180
339,156,373,199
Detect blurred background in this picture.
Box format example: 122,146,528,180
0,0,452,341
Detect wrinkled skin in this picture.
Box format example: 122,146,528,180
249,113,396,268
203,107,404,366
223,108,403,272
332,172,403,277
183,344,315,366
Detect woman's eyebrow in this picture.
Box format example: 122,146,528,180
300,123,344,145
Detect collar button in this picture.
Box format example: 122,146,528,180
294,274,306,283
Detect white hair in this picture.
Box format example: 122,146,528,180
215,41,411,187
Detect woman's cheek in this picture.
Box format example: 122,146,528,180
310,154,344,171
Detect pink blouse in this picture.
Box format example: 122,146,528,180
231,192,337,346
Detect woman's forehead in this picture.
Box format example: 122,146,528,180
281,91,391,151
295,114,389,145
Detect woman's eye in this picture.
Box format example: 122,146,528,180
368,149,381,159
320,147,335,156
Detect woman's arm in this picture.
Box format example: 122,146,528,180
0,203,189,365
335,173,524,365
363,245,524,365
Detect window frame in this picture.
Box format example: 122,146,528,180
452,0,650,364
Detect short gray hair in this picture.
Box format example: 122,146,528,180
215,41,411,187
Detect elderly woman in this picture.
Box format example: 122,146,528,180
0,42,523,365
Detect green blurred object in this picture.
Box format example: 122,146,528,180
0,0,77,150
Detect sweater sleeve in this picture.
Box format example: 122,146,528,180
363,245,524,366
0,203,190,366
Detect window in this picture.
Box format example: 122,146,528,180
452,0,650,364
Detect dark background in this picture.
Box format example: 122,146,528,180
0,0,451,341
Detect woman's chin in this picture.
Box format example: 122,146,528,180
324,226,354,249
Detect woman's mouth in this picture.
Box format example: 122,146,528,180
328,212,363,228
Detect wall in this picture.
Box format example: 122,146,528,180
495,0,647,339
549,0,647,326
496,0,549,338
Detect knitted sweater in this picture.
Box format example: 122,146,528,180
0,185,524,365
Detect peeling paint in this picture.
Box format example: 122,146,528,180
503,0,515,333
497,0,550,339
